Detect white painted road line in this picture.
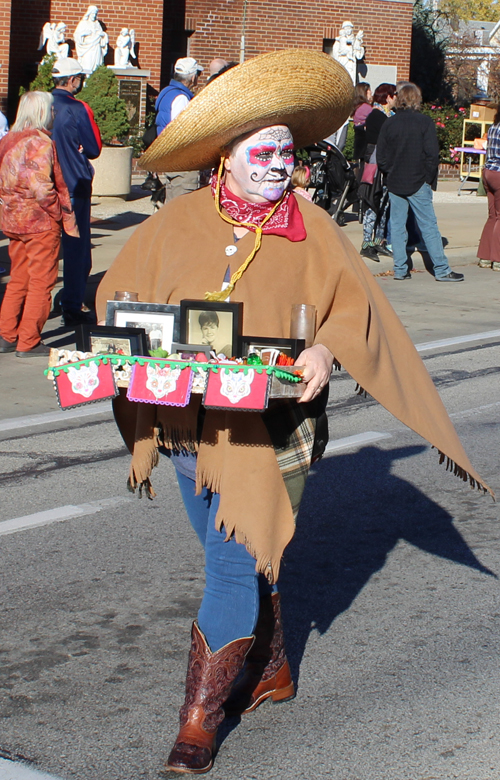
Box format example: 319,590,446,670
0,496,133,537
0,401,112,433
0,758,65,780
450,400,500,419
324,431,392,454
415,329,500,352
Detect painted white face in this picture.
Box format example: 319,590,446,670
224,125,295,203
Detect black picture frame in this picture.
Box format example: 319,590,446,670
105,301,181,352
170,342,212,360
238,336,305,360
76,324,149,356
180,300,243,359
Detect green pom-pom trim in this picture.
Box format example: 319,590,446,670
44,355,302,383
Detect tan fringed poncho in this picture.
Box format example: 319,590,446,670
96,186,491,581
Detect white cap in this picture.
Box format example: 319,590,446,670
52,58,84,78
174,57,203,77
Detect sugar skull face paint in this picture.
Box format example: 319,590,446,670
224,125,294,203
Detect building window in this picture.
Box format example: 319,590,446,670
323,38,334,57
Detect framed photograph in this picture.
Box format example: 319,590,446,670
180,300,243,359
76,324,149,356
170,342,211,361
105,301,181,353
238,336,305,361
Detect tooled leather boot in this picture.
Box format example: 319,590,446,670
225,592,295,715
166,621,254,774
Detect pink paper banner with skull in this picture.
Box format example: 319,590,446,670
126,362,194,406
203,368,270,411
54,361,118,409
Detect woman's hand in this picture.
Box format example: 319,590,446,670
296,344,334,403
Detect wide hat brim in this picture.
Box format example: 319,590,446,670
139,49,354,172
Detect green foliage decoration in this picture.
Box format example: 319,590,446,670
19,54,57,96
343,122,355,161
77,66,130,144
420,103,466,163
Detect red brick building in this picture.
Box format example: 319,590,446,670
1,0,413,118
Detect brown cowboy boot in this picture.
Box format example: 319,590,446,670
225,592,295,715
166,621,254,774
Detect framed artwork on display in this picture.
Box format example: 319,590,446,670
170,343,212,361
105,301,181,353
76,324,148,356
238,336,305,361
180,300,243,359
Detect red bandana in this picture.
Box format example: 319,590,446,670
210,174,306,242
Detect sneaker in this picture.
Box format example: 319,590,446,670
394,273,412,280
360,246,380,262
435,271,464,282
16,342,52,358
478,258,491,268
375,244,393,257
0,334,16,353
492,262,500,272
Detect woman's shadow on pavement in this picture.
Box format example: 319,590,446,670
279,444,496,686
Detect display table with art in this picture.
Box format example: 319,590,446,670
44,296,320,410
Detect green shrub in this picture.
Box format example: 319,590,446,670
420,103,466,163
343,121,355,161
77,66,130,144
19,54,57,96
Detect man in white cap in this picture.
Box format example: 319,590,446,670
51,58,102,326
155,57,204,201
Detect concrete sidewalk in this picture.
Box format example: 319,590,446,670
0,179,498,422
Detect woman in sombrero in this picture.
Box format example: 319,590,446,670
96,51,489,775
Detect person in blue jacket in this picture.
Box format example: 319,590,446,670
155,57,203,203
51,57,102,326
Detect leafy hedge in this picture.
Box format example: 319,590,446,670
420,104,467,164
342,106,467,164
77,66,130,145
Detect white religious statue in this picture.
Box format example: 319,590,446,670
39,22,69,60
477,58,490,97
332,21,365,84
74,5,109,74
114,28,136,68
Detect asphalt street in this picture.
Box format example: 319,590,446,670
0,335,499,780
1,184,499,780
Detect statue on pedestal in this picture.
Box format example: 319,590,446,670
114,28,136,68
476,58,490,98
39,22,69,60
74,5,108,74
332,21,365,84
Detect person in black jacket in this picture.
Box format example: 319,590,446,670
377,84,464,282
359,83,395,262
51,58,102,325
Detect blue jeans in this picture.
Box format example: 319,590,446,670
389,184,451,279
176,470,274,651
60,196,92,314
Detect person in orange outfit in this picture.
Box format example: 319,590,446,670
0,90,78,357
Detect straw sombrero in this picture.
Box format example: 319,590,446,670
140,49,354,172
